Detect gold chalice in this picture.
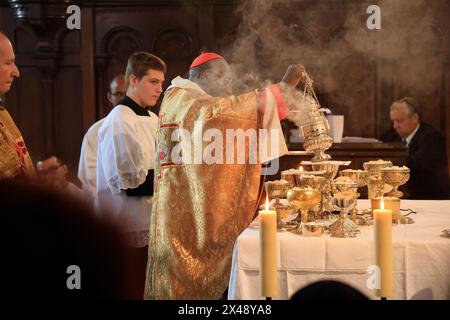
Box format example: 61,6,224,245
296,174,328,220
331,176,358,194
286,187,321,235
363,159,393,178
265,180,290,207
329,191,360,238
293,170,327,187
311,161,345,214
265,180,292,229
339,169,369,225
297,174,328,190
281,169,297,187
331,176,360,223
311,162,341,181
367,175,393,199
381,166,410,198
339,169,369,189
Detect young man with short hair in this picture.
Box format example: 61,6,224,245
96,52,166,296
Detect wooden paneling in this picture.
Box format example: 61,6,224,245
81,7,96,133
14,67,45,159
54,67,83,168
446,60,450,172
94,5,200,117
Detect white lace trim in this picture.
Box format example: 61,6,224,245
124,230,149,248
107,168,148,194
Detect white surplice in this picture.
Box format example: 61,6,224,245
96,105,158,247
78,118,104,206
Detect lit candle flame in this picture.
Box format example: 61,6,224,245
299,166,304,172
265,194,270,211
380,197,385,210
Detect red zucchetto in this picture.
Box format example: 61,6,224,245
189,52,224,69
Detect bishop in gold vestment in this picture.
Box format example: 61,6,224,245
145,53,304,299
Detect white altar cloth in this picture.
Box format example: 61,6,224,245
228,200,450,300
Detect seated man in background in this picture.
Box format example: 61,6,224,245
382,97,449,199
37,155,83,200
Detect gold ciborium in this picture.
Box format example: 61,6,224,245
286,187,321,234
329,191,360,238
296,174,328,219
381,166,410,198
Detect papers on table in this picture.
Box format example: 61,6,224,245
300,160,351,166
341,136,381,143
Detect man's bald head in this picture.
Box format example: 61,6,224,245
189,58,233,97
0,32,8,42
107,74,126,106
390,97,421,138
0,32,20,95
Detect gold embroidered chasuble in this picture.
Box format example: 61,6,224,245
145,85,267,299
0,105,36,180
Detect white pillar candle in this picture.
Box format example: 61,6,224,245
259,195,277,298
373,198,393,298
